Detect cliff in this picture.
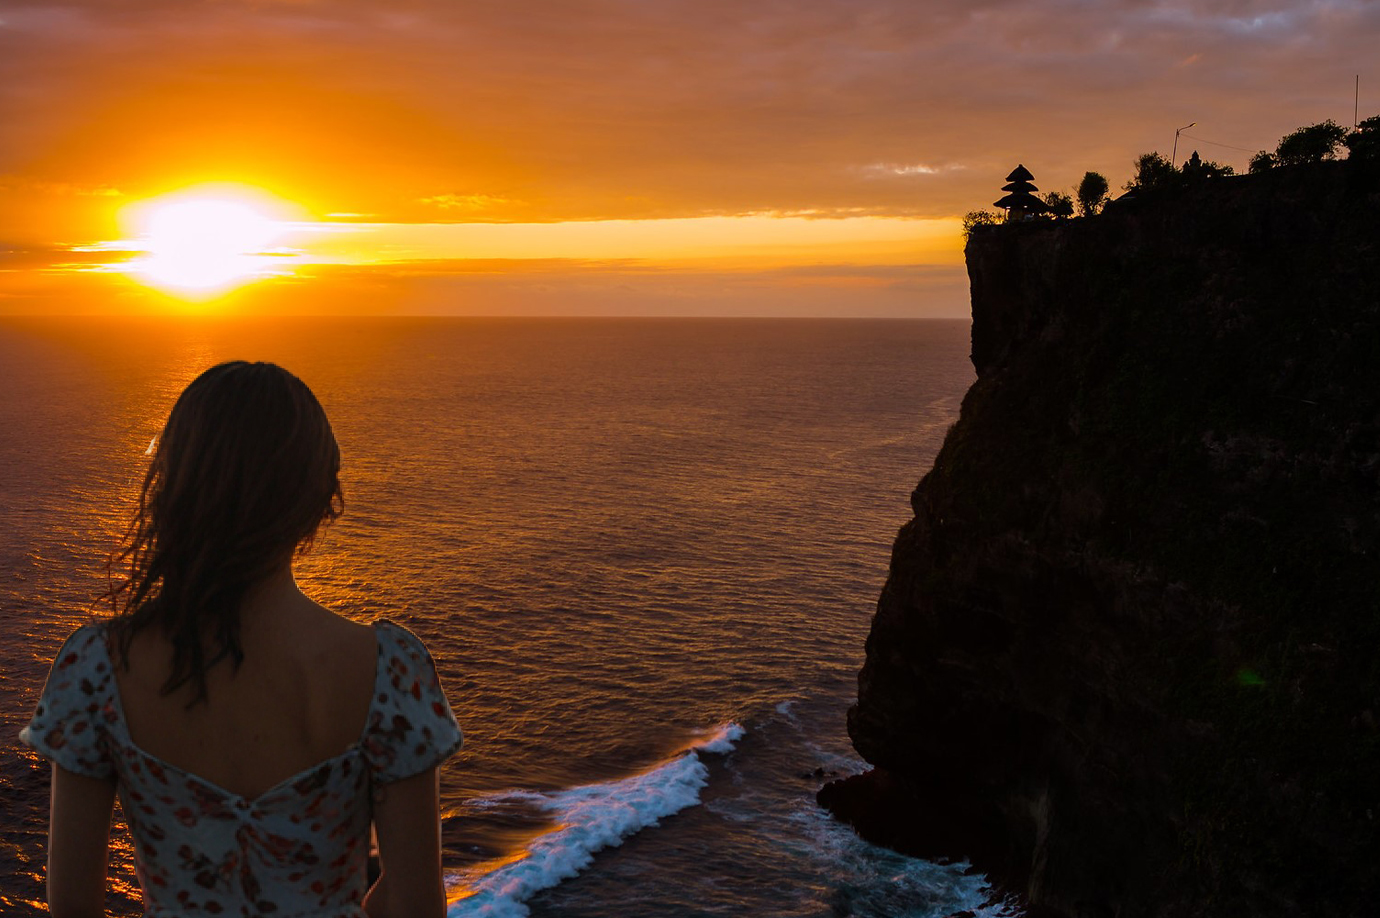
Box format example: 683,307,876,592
824,159,1380,916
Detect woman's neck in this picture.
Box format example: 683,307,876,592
238,563,308,627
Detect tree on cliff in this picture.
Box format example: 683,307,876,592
1345,114,1380,161
1276,120,1349,164
1123,152,1179,192
1076,171,1110,216
1272,120,1349,166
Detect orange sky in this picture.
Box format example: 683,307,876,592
1,0,1376,316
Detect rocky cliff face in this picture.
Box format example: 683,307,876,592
827,160,1380,917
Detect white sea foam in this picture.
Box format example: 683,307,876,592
784,787,1008,918
447,723,745,918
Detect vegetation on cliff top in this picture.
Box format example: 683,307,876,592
965,115,1380,237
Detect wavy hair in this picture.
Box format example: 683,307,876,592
106,361,344,704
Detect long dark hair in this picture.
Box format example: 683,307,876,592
107,361,344,704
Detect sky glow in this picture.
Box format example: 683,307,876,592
0,0,1375,315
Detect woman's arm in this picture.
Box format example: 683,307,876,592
364,767,447,918
47,765,117,918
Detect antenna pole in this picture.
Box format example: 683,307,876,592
1357,75,1360,128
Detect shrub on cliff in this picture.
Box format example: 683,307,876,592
1043,190,1075,218
1249,150,1277,173
962,209,1001,237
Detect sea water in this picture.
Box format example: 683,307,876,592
0,316,1008,917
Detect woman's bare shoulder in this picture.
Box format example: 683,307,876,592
296,603,380,669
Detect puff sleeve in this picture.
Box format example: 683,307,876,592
361,622,463,785
19,624,116,779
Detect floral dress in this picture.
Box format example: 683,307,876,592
20,620,463,918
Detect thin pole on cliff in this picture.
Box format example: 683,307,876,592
1172,122,1196,165
1357,75,1361,128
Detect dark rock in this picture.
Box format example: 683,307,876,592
817,769,946,861
843,159,1380,917
801,766,841,781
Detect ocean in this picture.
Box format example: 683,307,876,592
0,316,1005,917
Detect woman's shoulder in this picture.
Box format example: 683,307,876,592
370,619,451,701
20,620,118,777
371,619,435,659
283,604,378,688
63,618,111,644
309,608,379,664
44,620,115,680
360,619,462,783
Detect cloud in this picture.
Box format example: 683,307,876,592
0,242,139,270
256,257,973,318
0,0,1376,237
0,254,973,318
0,176,122,197
418,192,516,213
859,163,968,178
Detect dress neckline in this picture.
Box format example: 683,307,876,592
99,619,390,806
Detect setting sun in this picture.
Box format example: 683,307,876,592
121,189,299,295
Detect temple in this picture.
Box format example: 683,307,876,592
994,164,1050,222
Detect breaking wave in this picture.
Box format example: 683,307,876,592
448,723,745,918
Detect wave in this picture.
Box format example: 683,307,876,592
447,723,745,918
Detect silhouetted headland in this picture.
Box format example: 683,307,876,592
822,155,1380,917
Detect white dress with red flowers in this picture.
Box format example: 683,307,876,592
21,620,462,917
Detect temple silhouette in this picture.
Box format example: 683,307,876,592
993,164,1049,222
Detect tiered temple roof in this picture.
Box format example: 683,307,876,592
994,164,1049,216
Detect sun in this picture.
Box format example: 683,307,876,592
121,188,298,295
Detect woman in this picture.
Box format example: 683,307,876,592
21,361,461,918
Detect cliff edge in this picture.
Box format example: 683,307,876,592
825,160,1380,916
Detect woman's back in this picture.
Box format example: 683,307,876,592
115,577,378,800
25,615,461,917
